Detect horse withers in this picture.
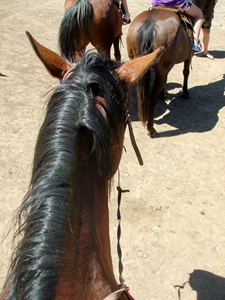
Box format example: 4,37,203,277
0,32,164,300
126,7,194,137
60,0,123,62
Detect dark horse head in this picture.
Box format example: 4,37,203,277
0,32,164,300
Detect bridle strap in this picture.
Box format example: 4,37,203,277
104,114,138,300
125,113,143,166
107,105,142,300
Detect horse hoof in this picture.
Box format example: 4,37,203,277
159,91,167,99
148,129,157,138
182,92,190,99
114,51,121,61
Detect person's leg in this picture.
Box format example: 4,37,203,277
202,27,214,59
200,2,215,58
186,3,203,44
202,28,210,55
122,0,131,24
122,0,128,14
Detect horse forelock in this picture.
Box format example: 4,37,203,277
2,52,125,300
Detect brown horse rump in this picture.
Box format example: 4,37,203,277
152,6,194,29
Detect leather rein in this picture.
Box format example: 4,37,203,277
103,95,142,300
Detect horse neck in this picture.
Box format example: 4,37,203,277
55,132,119,300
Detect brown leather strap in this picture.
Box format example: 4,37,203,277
126,113,143,166
152,5,179,13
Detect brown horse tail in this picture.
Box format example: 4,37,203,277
136,68,155,125
59,0,93,62
135,17,159,124
136,17,159,55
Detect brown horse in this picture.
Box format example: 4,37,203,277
0,32,163,300
126,8,194,137
59,0,123,62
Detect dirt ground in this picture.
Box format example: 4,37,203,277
0,1,225,299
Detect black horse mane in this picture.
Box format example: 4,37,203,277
59,0,93,62
2,52,125,300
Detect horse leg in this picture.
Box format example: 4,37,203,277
159,88,167,99
182,56,192,98
147,75,167,137
113,35,121,61
75,30,90,60
112,2,122,61
92,31,112,59
95,47,111,59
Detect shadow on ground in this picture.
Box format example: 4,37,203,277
129,75,225,137
175,269,225,300
195,50,225,59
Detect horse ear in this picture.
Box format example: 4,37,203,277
26,31,70,80
116,46,165,85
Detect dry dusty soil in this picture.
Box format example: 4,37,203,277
0,1,225,299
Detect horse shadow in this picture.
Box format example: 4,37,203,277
175,269,225,300
129,75,225,137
